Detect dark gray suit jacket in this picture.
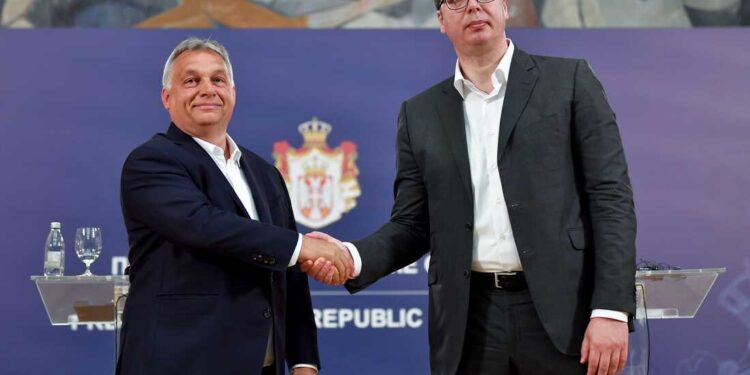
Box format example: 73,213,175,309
346,48,636,375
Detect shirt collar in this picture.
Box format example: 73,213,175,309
192,134,243,163
453,39,515,99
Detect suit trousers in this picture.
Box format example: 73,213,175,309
456,281,587,375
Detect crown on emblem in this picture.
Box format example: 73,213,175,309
302,156,328,177
298,117,332,144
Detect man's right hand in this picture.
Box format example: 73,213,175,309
299,234,353,285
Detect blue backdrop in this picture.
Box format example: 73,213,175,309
0,29,748,374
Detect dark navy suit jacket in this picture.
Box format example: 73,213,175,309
117,124,319,375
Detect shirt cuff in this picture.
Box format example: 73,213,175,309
342,242,362,278
288,234,303,267
291,364,318,373
590,309,628,322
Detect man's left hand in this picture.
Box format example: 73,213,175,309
580,317,628,375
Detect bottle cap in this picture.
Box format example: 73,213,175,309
50,222,61,229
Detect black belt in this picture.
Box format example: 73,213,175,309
471,271,527,291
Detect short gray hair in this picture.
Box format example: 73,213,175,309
434,0,442,9
162,37,235,89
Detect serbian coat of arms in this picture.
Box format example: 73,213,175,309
273,117,361,229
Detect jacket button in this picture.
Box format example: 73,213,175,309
263,308,272,319
465,223,473,232
463,269,470,278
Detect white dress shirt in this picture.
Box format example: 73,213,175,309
346,41,626,323
454,41,521,273
192,135,316,372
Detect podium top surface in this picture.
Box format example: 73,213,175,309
636,268,726,279
31,275,129,284
634,267,726,319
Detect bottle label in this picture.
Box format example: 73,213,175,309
46,251,61,263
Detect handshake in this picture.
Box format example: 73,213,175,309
298,231,353,285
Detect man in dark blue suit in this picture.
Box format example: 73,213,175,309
117,37,352,375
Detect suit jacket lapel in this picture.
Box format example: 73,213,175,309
238,154,273,224
498,49,538,161
437,80,474,203
165,123,252,219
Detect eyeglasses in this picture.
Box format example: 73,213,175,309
440,0,496,11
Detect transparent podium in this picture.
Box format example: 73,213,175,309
623,268,726,375
32,268,725,374
31,275,129,366
32,275,129,325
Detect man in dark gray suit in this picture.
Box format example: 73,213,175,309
304,1,636,374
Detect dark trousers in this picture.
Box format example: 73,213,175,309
261,366,275,375
457,286,586,375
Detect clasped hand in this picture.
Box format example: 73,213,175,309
298,231,352,285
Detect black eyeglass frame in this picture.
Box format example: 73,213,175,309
438,0,497,11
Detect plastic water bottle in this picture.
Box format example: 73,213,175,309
43,222,65,276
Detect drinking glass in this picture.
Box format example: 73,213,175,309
75,227,102,276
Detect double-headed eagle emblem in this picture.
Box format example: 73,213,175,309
273,117,361,229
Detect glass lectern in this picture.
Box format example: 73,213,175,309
31,275,129,325
31,274,130,367
33,268,725,374
623,268,726,374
